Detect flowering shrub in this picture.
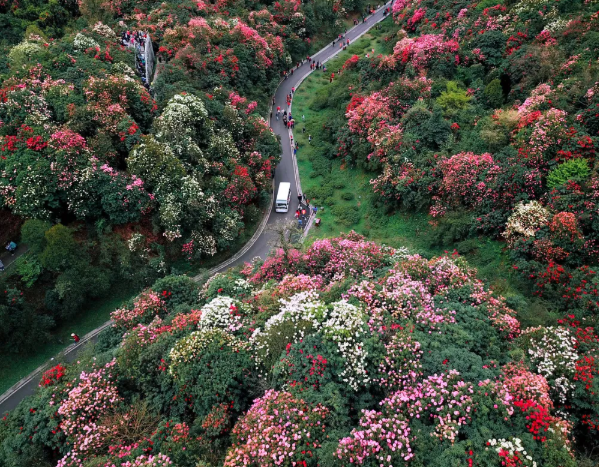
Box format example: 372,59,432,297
521,327,579,404
169,328,245,377
1,234,583,466
503,201,551,248
198,296,244,332
224,390,329,467
57,360,122,467
486,438,537,467
39,364,66,387
112,290,167,329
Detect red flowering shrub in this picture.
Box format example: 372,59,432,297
39,364,67,387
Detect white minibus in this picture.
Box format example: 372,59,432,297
276,182,291,212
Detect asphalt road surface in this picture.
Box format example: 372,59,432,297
0,5,392,415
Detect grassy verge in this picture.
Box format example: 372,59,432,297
0,282,135,394
292,18,551,328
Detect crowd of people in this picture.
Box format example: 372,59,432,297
120,30,153,94
294,194,318,229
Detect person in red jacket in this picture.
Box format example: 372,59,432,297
71,333,80,343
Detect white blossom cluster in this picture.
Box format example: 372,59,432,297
73,33,100,52
503,201,551,247
112,62,136,77
251,291,369,390
486,438,537,467
543,17,570,34
92,22,116,39
198,296,244,332
191,230,218,257
8,41,42,63
524,326,579,403
156,93,209,138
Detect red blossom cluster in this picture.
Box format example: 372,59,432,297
39,364,66,387
513,399,552,442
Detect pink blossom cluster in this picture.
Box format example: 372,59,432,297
224,390,329,467
431,152,498,216
276,274,325,296
336,410,414,465
246,232,391,283
501,362,553,411
383,370,474,441
103,453,173,467
111,290,167,329
377,331,423,390
57,360,122,467
393,34,459,71
337,370,473,465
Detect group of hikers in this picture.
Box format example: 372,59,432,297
295,194,319,228
121,30,153,93
282,55,333,79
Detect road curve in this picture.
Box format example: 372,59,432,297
0,5,392,415
212,3,393,273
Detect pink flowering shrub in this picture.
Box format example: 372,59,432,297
431,152,498,216
337,370,472,466
245,232,390,283
111,290,167,329
393,34,459,71
224,390,329,467
57,360,122,467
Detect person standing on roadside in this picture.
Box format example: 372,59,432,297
71,333,80,343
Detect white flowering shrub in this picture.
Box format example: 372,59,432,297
251,291,369,390
92,22,116,39
155,93,209,139
503,201,551,247
169,328,245,377
521,326,579,403
198,296,244,332
112,62,136,77
73,33,99,51
8,41,43,64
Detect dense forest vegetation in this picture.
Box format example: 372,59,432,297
1,0,599,465
0,0,362,354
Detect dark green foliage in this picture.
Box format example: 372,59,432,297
426,210,473,246
471,30,506,67
422,105,452,149
0,287,54,354
173,335,257,419
330,205,361,226
20,219,52,255
151,275,199,310
483,79,504,108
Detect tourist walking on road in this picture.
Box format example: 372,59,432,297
6,241,16,255
0,260,4,272
71,333,80,343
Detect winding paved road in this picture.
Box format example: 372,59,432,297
0,5,392,415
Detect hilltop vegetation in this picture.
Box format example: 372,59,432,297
2,233,596,466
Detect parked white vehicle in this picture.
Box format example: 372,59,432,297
276,182,291,213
